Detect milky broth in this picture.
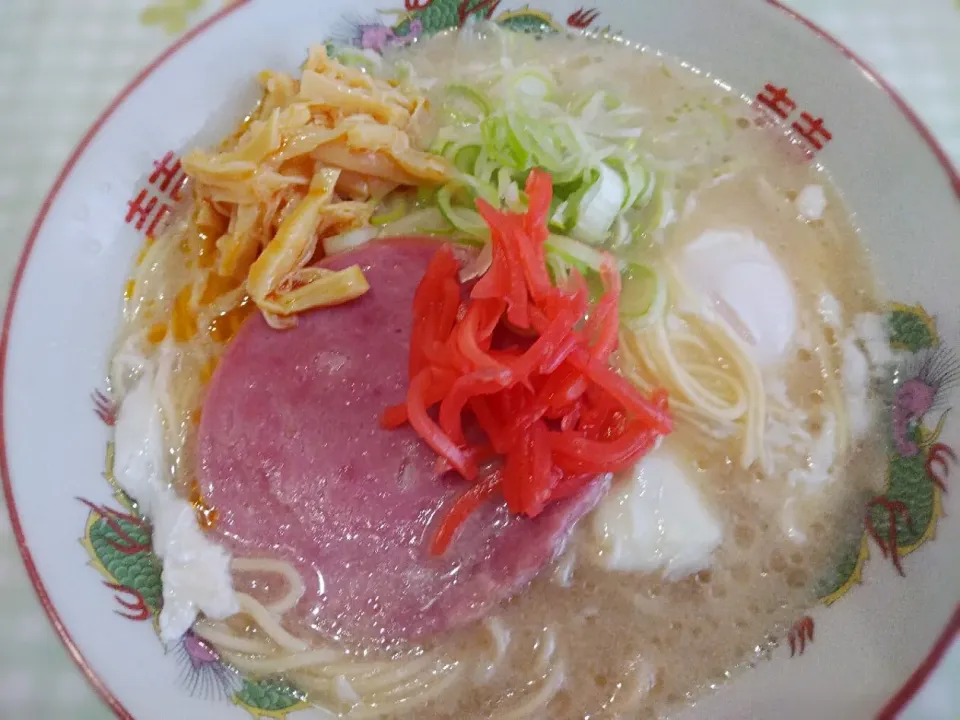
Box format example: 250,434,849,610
374,29,889,719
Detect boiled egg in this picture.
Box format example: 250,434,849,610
590,445,722,579
674,229,798,367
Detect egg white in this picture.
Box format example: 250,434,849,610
674,228,798,368
590,444,723,579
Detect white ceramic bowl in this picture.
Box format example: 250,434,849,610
3,1,958,718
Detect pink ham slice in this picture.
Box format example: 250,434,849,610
197,238,606,645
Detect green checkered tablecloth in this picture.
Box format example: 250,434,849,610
0,1,957,718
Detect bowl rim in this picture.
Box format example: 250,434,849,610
2,1,957,718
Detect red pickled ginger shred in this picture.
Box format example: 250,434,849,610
382,169,673,555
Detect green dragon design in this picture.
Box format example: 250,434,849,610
818,303,955,604
79,441,309,716
791,304,955,658
334,2,606,53
233,679,309,718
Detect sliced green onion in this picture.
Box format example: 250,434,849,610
411,50,659,255
620,262,666,323
440,84,492,124
453,144,482,174
611,214,630,246
570,91,600,118
429,137,455,156
578,91,608,121
635,166,659,209
480,116,520,169
550,201,568,231
472,148,498,187
377,207,452,237
417,184,438,205
607,154,656,210
546,252,572,285
570,163,626,244
496,167,525,210
545,233,605,273
437,185,488,237
457,172,499,206
555,168,593,233
516,117,573,174
503,67,555,100
629,181,669,240
504,111,539,166
370,194,409,226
